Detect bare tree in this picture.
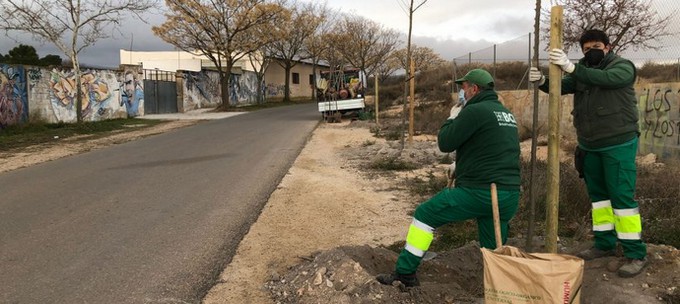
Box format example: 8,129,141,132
303,4,335,101
374,52,401,83
393,45,446,74
543,0,677,53
0,0,156,122
329,14,400,81
268,1,324,102
153,0,288,108
396,0,428,145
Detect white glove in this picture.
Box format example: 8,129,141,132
549,48,575,73
449,104,462,120
529,67,545,85
447,161,456,180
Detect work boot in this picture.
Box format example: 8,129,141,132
376,272,420,287
576,247,616,260
618,258,648,278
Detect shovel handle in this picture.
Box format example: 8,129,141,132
491,183,502,249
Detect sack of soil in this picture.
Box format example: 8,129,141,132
482,245,584,304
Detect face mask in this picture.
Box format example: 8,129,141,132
584,48,605,66
458,90,466,106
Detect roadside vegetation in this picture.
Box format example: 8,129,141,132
0,118,164,151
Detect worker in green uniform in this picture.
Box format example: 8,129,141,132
376,69,521,287
529,29,647,277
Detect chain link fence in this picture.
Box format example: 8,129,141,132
452,1,680,90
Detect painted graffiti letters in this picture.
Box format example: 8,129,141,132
0,64,28,128
639,86,680,153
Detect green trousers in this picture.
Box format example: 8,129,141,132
582,138,646,259
395,186,519,275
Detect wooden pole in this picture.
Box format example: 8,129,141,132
375,74,380,126
525,0,542,253
545,5,563,254
408,59,415,142
491,183,502,249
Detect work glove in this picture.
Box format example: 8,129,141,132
449,104,462,120
549,48,575,73
446,161,456,188
529,67,545,85
447,162,456,179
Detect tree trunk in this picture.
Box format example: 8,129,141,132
72,55,83,123
220,62,233,109
283,63,291,103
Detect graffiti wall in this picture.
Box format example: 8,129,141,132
45,69,129,122
182,70,221,111
119,67,144,117
229,71,258,105
500,83,680,161
180,70,259,110
0,64,28,128
637,83,680,159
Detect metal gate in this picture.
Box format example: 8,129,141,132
143,69,178,114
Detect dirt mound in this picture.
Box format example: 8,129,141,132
266,244,485,304
266,241,680,303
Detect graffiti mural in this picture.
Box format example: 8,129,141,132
266,83,285,97
229,71,258,105
183,70,221,110
637,84,680,159
0,64,28,128
48,69,126,122
119,69,144,117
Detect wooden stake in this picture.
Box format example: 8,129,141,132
408,59,415,142
545,5,563,254
375,74,380,126
491,183,502,250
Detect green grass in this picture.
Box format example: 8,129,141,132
0,118,164,151
222,98,315,112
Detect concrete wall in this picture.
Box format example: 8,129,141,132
498,83,680,160
0,65,28,127
0,64,141,125
179,69,259,111
264,61,318,99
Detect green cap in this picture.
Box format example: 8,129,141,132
454,69,494,89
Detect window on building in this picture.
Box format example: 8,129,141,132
292,72,300,84
309,74,315,85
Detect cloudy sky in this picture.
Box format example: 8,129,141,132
0,0,678,68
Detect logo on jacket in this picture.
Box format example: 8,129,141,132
494,111,517,128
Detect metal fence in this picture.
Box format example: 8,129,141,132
452,1,680,91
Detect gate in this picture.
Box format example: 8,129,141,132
143,69,178,114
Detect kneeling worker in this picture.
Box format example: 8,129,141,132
377,69,521,287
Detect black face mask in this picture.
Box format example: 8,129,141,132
584,48,605,66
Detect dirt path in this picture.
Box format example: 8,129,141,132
203,121,413,303
4,117,678,303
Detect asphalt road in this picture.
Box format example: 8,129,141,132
0,103,320,303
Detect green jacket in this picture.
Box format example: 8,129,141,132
438,90,520,190
540,52,638,149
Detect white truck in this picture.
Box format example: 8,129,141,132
316,68,366,120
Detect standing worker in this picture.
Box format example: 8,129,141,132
529,29,647,277
377,69,521,287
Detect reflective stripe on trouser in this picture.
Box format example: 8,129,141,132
582,137,646,259
395,186,519,275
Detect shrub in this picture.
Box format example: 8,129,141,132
368,157,419,171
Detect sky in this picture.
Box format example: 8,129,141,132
0,0,678,68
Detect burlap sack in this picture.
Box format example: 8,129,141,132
482,245,584,304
